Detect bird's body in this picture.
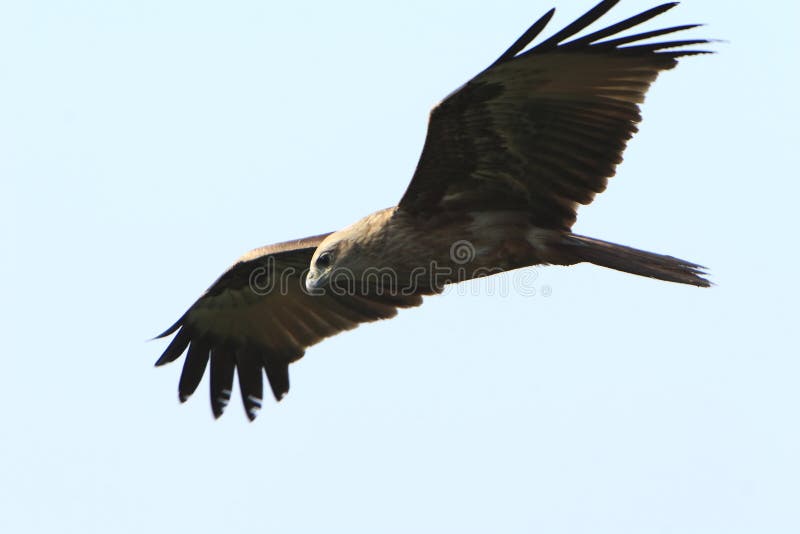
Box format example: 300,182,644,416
309,207,556,293
309,205,704,295
155,0,713,420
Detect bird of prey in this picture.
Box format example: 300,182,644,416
155,0,712,420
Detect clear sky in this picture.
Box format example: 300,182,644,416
2,1,798,532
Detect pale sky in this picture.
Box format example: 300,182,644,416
2,1,799,533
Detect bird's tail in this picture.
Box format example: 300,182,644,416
556,233,711,287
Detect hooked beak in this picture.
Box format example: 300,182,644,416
305,270,328,293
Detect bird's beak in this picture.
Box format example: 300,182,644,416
305,271,326,293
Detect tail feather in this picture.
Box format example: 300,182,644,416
560,233,710,287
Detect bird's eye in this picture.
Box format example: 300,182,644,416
316,252,333,269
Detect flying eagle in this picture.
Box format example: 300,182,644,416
155,0,712,420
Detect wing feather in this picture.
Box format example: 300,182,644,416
154,235,422,419
264,359,291,402
398,1,710,230
533,0,620,51
178,341,209,403
488,8,555,68
561,2,679,48
235,349,264,421
593,24,702,48
209,348,236,419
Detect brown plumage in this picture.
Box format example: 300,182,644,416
155,0,712,420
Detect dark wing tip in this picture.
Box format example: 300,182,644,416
491,0,712,65
237,350,265,421
209,348,236,418
152,313,186,341
265,361,291,402
488,7,556,68
177,342,210,402
154,327,190,367
532,0,620,52
561,2,680,49
244,397,263,422
211,386,233,419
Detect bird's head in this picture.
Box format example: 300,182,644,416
305,207,396,293
306,232,357,293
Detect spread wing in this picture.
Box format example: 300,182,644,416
399,0,710,230
154,234,422,420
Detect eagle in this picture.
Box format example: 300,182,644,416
155,0,712,420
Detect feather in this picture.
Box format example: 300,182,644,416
562,3,679,48
178,341,209,402
488,8,555,68
209,348,236,418
154,326,190,366
532,0,620,51
236,349,264,421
